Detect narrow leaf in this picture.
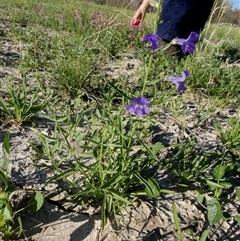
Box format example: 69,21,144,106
3,132,10,155
236,188,240,200
200,230,209,241
206,180,226,189
235,214,240,225
172,202,185,241
111,192,131,205
218,182,231,189
144,178,161,198
101,194,107,229
0,169,10,189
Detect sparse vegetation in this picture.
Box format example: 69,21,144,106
0,0,240,240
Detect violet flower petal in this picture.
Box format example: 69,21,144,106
126,96,150,116
142,105,150,115
174,31,199,54
186,32,199,43
168,71,190,94
126,104,136,114
181,42,195,54
143,34,159,50
182,70,190,78
177,81,186,93
135,96,149,105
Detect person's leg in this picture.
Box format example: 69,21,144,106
157,0,215,41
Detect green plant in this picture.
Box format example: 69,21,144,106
214,117,240,154
31,104,170,228
1,0,240,239
172,202,185,241
0,78,46,125
0,133,44,240
197,163,237,225
0,133,16,240
166,140,211,186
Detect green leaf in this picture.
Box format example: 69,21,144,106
148,79,161,85
236,188,240,200
0,98,12,117
197,194,205,204
144,178,161,198
200,230,209,241
101,194,107,229
75,152,95,158
135,131,160,163
3,132,10,155
235,214,240,225
0,214,5,227
206,180,225,189
218,182,232,189
31,191,44,211
214,188,222,199
16,215,23,237
0,169,10,189
0,157,9,171
172,202,185,241
3,206,13,222
159,189,175,194
75,132,86,143
110,191,131,205
213,164,225,181
46,169,74,185
133,173,161,198
106,194,113,214
207,199,223,224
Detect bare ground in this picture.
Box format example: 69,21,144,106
0,18,240,241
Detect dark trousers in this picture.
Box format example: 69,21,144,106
157,0,215,41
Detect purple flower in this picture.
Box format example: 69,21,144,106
126,96,150,116
174,32,199,54
168,70,190,93
143,34,159,50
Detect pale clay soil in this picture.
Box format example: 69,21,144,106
0,17,240,241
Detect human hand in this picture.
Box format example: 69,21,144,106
130,8,146,28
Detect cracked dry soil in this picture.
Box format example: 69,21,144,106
0,17,240,241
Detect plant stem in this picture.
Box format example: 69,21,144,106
141,54,153,96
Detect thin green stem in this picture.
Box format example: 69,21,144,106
141,0,162,96
154,0,163,33
141,54,153,96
